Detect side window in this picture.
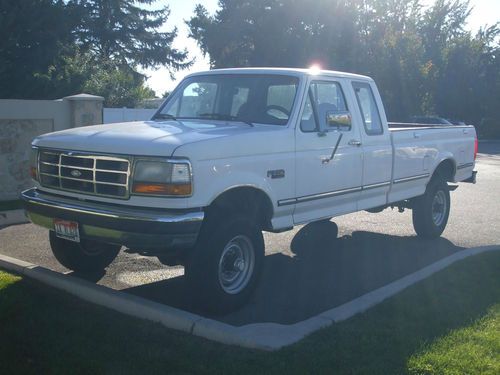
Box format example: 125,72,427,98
352,82,383,135
300,81,348,132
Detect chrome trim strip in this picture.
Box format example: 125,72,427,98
278,198,296,207
40,161,59,166
297,186,362,203
278,186,363,206
362,181,392,190
457,162,474,170
21,188,204,224
393,173,430,184
276,179,402,207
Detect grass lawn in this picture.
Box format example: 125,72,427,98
0,199,23,211
0,251,499,374
408,305,499,375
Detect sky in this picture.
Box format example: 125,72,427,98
141,0,219,96
142,0,500,97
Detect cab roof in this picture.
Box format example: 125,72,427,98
185,67,372,81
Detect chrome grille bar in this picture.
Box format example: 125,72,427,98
38,149,131,199
40,161,128,174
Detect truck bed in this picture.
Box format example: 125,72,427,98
386,122,476,205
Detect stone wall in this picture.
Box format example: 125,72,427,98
0,119,53,200
0,94,104,201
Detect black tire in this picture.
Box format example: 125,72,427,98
185,214,264,314
412,177,450,238
49,231,121,272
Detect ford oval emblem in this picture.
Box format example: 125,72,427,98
71,170,82,178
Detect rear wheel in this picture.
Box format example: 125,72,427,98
185,213,264,314
49,232,121,272
412,177,450,238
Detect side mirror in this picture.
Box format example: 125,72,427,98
326,111,351,131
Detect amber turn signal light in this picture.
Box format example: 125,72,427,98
132,182,192,196
30,167,37,180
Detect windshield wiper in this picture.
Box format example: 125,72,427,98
198,113,254,127
153,113,177,121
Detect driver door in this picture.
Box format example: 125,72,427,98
293,79,363,224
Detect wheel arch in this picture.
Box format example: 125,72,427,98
431,158,456,182
206,185,274,230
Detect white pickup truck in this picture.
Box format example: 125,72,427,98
22,68,477,313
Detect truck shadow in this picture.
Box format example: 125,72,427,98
120,221,465,325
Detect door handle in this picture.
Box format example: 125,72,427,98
348,139,362,146
463,129,469,134
414,132,420,138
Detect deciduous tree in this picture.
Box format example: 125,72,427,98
188,0,499,126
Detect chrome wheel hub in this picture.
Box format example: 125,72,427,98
234,258,245,272
432,190,447,226
218,235,255,295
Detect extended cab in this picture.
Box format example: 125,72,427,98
22,68,478,312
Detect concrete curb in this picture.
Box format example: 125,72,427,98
0,209,28,228
1,245,499,351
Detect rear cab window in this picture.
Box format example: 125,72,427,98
300,80,349,133
352,81,383,135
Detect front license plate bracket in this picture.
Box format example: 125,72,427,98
54,219,80,242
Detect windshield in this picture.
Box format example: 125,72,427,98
154,74,300,126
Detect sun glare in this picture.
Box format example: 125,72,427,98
308,64,322,75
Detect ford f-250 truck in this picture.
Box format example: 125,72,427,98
21,68,477,313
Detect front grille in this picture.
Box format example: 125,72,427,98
38,149,131,199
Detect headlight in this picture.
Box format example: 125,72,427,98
29,147,38,181
132,160,192,196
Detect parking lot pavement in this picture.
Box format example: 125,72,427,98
1,141,499,325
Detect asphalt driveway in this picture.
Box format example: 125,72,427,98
1,141,499,325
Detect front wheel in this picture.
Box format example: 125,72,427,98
185,214,264,314
49,232,121,273
412,177,450,238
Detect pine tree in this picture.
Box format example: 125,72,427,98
0,0,76,98
73,0,190,74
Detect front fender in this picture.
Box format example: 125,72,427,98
188,156,288,210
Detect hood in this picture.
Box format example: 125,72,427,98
33,120,254,156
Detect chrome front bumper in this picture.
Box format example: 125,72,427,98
21,188,204,251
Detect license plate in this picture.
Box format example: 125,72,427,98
54,219,80,242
